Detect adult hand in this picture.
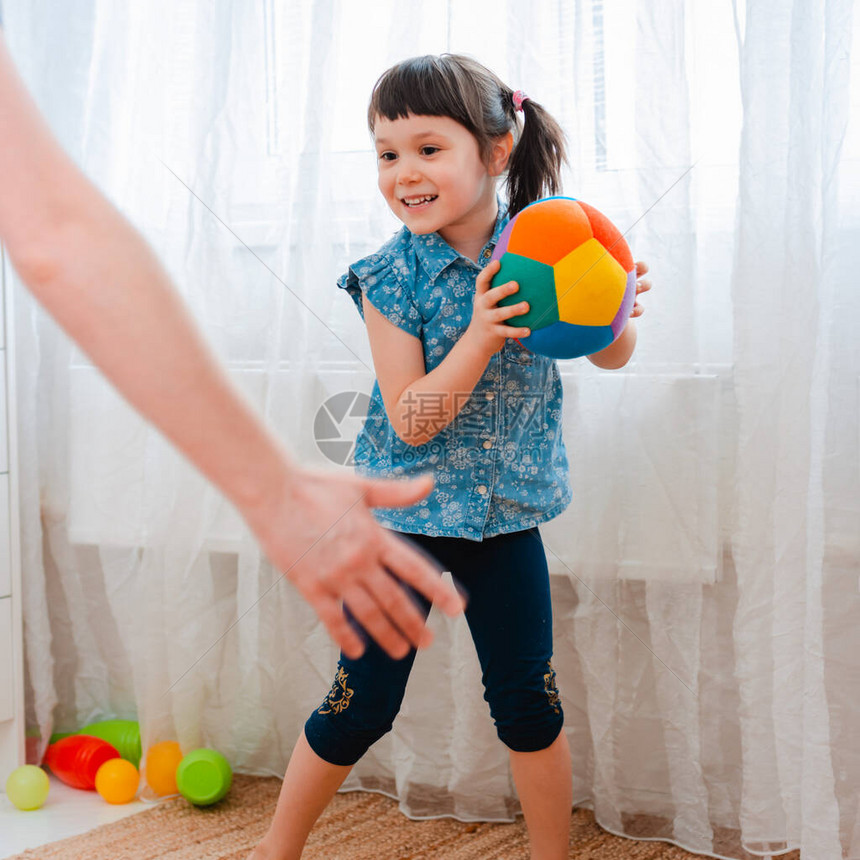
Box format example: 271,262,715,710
242,466,464,660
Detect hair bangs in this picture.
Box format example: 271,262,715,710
367,56,474,134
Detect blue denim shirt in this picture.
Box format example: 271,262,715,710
338,208,572,540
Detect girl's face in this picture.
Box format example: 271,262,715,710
373,113,510,256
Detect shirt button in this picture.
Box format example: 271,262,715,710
482,439,493,449
477,485,488,495
486,392,495,401
482,248,492,260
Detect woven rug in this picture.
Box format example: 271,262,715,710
8,774,799,860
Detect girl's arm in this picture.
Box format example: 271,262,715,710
365,260,528,446
587,320,637,369
0,34,465,660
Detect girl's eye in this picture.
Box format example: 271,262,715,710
420,146,440,156
378,151,397,162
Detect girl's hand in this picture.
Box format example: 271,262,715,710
631,260,651,318
463,260,531,360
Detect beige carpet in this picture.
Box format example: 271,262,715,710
8,774,799,860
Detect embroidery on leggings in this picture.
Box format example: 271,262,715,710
544,661,561,714
317,666,354,715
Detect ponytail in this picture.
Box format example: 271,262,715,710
504,96,567,218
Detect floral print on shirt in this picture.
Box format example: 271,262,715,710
338,207,572,541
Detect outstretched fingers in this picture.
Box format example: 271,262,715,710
381,529,466,617
355,565,435,653
305,583,368,660
340,581,412,660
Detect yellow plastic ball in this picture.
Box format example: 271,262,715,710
144,740,183,796
95,758,139,804
5,765,50,811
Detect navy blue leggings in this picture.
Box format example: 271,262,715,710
304,528,563,766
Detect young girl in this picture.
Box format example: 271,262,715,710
251,54,649,860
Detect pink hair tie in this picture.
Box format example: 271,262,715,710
512,90,528,112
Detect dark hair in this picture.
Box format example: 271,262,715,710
368,54,567,217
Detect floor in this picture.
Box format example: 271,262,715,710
0,775,149,858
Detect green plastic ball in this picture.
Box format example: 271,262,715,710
5,765,50,811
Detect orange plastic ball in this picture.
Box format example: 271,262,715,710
144,740,183,796
95,758,139,804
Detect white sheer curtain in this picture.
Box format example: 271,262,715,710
4,0,859,856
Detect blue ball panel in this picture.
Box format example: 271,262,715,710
522,321,615,359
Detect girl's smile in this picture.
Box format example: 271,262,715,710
401,194,438,208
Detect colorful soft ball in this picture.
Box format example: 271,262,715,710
94,758,140,804
492,196,636,359
5,765,50,811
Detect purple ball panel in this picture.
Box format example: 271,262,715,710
491,218,517,262
610,269,638,339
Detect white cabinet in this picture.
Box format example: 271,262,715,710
0,248,24,780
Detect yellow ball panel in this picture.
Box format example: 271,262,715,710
554,239,628,326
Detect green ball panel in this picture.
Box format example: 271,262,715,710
491,253,559,330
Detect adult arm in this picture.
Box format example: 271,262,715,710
0,34,463,659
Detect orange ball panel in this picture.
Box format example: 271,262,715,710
577,201,634,272
508,198,593,266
